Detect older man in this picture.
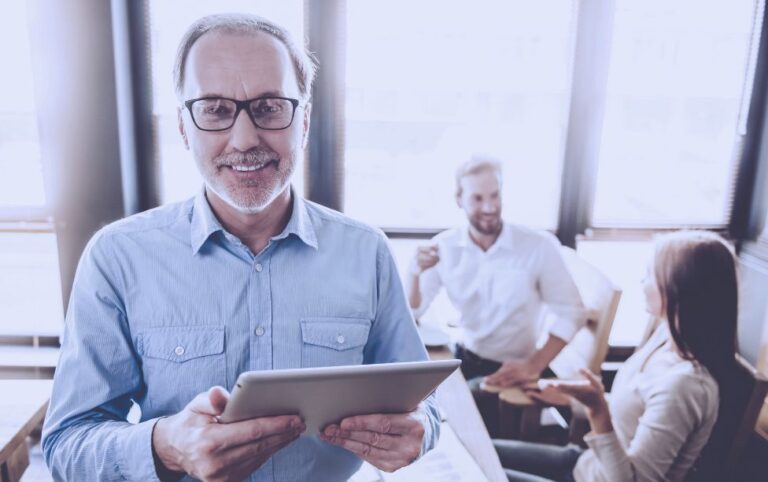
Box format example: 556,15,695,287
406,158,585,410
43,14,438,482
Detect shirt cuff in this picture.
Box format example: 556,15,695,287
548,316,582,343
418,397,442,458
583,430,625,463
117,417,165,482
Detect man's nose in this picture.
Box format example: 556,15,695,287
228,109,262,151
480,201,497,213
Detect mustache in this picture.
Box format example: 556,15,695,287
214,149,279,167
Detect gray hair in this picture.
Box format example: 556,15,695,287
455,156,503,197
173,13,318,101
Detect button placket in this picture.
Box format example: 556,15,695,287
249,253,273,371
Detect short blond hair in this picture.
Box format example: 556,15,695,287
455,157,503,197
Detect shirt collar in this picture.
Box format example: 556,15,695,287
189,187,318,255
271,189,319,250
190,188,224,254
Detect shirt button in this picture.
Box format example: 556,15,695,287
255,326,265,336
336,335,345,344
255,263,263,272
174,346,185,356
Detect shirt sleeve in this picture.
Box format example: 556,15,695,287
536,233,587,342
42,232,163,482
579,375,717,482
364,233,441,457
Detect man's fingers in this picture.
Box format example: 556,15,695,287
211,415,304,449
521,380,540,391
218,429,302,465
324,428,399,450
338,413,416,435
215,434,301,481
321,434,392,461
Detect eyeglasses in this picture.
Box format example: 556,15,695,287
183,96,301,132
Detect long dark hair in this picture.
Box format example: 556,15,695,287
653,230,738,382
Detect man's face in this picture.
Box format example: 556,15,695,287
457,170,503,236
178,31,309,213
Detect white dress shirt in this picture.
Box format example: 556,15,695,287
573,322,719,482
409,223,586,362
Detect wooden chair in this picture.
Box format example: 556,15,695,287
494,246,622,440
684,354,768,482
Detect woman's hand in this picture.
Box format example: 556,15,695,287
521,380,571,406
535,369,613,434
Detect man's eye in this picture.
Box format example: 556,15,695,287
253,104,281,115
205,105,231,115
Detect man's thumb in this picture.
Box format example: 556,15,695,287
188,386,230,416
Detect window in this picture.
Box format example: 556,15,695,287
148,1,305,204
0,3,63,336
592,0,762,226
344,0,576,229
576,238,655,346
0,1,46,219
0,232,64,336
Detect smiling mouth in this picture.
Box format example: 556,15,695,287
224,160,277,172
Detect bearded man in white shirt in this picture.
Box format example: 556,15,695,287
406,158,586,433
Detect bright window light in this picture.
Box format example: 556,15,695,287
592,0,762,226
344,0,576,229
0,1,45,209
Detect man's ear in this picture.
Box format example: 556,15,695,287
455,191,463,209
177,106,189,150
301,102,312,149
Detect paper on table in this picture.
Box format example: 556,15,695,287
348,423,489,482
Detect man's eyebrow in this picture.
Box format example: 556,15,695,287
194,91,287,99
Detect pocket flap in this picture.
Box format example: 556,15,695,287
300,318,370,351
138,326,225,363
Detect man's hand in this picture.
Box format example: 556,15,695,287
410,245,440,276
484,359,542,388
152,386,305,482
319,407,427,473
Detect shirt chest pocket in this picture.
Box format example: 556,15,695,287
137,326,227,412
300,317,371,368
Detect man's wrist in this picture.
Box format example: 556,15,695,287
151,418,184,481
527,355,548,375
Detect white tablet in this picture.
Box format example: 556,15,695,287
218,359,461,434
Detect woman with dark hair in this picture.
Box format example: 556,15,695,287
493,230,738,482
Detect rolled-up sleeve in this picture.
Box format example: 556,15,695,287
537,234,587,343
364,234,441,457
42,232,161,481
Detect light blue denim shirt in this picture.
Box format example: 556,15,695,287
42,189,440,482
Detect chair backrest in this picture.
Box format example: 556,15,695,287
549,246,622,379
685,354,768,482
